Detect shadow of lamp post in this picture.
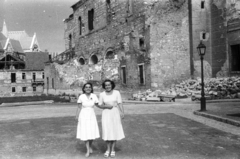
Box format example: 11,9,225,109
197,41,206,111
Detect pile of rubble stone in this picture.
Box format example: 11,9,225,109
131,77,240,101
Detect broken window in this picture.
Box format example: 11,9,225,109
22,73,26,80
139,38,145,50
106,0,112,24
22,87,26,92
79,58,85,65
90,55,98,64
105,51,114,59
231,44,240,71
138,64,145,84
88,9,94,31
33,72,36,82
12,87,16,93
79,16,82,35
11,73,16,83
121,66,127,84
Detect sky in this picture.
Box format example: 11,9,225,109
0,0,78,53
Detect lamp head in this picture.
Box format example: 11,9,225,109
197,41,206,56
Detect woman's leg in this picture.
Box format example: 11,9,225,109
109,140,116,157
104,141,111,157
111,140,116,152
89,140,93,153
85,140,90,157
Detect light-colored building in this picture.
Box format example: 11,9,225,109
1,20,40,52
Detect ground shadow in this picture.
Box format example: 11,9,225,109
227,113,240,118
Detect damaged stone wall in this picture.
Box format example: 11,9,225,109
0,71,43,97
191,0,212,78
147,0,190,89
47,0,192,93
60,0,151,89
191,0,240,78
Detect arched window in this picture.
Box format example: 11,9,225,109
90,55,98,64
105,50,114,59
79,58,85,65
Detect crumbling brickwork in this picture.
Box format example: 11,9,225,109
45,0,190,93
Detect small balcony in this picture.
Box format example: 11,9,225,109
31,80,44,87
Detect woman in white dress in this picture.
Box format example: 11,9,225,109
76,82,112,157
99,79,125,158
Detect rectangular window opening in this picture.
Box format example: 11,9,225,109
202,33,206,40
52,78,54,89
79,16,82,35
22,87,26,92
201,1,205,9
12,87,16,93
22,73,26,80
121,66,127,84
139,38,145,50
33,87,36,92
231,44,240,71
11,73,16,83
42,72,44,79
138,64,145,85
33,72,36,82
88,9,94,31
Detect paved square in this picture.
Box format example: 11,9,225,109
0,113,240,159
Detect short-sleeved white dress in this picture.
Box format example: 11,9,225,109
99,90,125,141
76,93,100,141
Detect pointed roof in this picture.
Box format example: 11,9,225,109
1,20,8,37
0,42,4,52
0,32,7,41
9,39,24,53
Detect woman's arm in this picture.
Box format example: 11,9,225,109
95,103,113,109
118,103,124,119
75,103,82,120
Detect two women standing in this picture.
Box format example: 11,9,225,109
76,80,125,158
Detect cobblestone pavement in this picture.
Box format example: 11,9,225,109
0,102,240,159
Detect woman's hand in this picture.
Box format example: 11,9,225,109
120,111,124,119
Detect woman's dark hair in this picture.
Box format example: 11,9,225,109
102,79,115,90
82,82,94,93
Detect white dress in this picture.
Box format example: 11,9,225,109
99,90,125,141
76,93,100,141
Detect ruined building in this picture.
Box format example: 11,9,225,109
190,0,240,78
0,22,48,97
44,0,190,94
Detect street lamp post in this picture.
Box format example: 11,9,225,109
197,41,206,111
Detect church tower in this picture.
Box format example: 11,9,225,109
1,20,8,37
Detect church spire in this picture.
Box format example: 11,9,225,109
2,20,8,37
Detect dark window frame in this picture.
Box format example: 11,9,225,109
88,9,94,31
230,44,240,72
22,87,27,92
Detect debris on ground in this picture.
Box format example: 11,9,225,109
130,77,240,102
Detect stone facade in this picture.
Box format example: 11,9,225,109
191,0,240,78
45,0,190,93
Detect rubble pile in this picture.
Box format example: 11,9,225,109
131,77,240,101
